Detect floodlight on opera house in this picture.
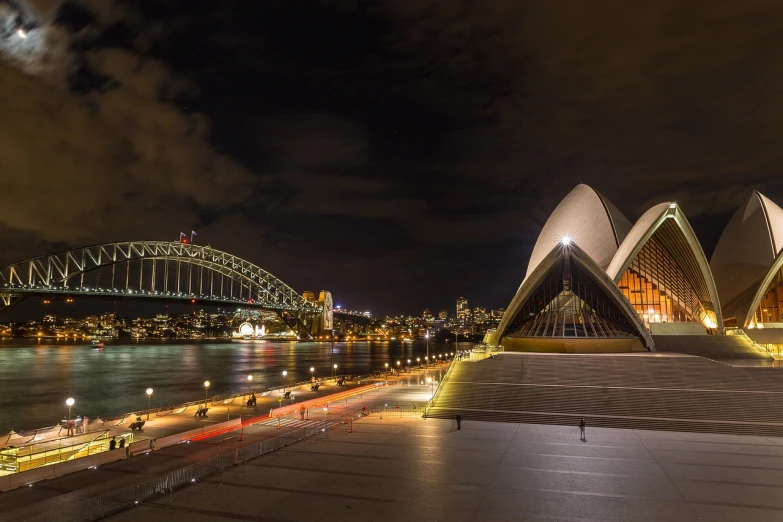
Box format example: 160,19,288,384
485,184,764,354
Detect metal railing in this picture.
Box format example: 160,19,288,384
24,420,328,522
423,355,458,418
726,328,775,356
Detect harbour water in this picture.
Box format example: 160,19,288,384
0,339,461,433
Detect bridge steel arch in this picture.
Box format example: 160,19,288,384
0,241,319,315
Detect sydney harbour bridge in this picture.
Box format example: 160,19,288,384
0,240,334,338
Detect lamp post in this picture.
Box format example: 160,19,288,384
396,360,401,373
416,357,421,369
425,332,430,376
247,375,253,397
66,397,75,421
203,380,210,405
384,362,389,382
330,328,335,378
310,367,315,382
333,363,337,378
282,370,288,392
145,388,153,420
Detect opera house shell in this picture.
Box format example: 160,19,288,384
711,191,783,351
486,184,756,354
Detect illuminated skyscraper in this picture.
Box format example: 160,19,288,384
456,297,470,324
438,310,448,320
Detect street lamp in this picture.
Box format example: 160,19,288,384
425,332,430,375
282,370,288,392
416,357,421,368
247,375,253,397
330,328,335,378
203,380,210,404
396,361,401,372
145,388,153,420
310,367,315,381
66,397,75,421
384,362,389,382
333,363,337,377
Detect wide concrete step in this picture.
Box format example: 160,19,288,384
429,353,783,436
652,334,771,360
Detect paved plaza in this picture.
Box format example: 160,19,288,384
102,414,783,522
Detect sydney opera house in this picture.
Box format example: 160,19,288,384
485,185,783,358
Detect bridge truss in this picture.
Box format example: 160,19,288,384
0,241,322,334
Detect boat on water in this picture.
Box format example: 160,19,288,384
91,340,105,348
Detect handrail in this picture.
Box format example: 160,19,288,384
423,356,458,418
732,328,775,356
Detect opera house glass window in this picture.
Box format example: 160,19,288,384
505,257,638,339
752,266,783,325
617,237,702,328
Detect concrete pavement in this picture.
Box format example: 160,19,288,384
0,376,437,521
105,414,783,522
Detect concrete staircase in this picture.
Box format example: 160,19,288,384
426,353,783,436
652,334,771,360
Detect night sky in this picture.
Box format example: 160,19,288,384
1,1,782,318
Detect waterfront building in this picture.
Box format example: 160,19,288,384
422,308,433,321
711,191,783,352
486,184,783,355
456,297,470,324
438,309,448,320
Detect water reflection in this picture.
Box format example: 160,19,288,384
0,339,463,432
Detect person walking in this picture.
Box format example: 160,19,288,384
109,436,117,450
456,414,462,430
579,418,586,441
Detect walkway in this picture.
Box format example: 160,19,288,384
0,375,436,521
106,415,783,521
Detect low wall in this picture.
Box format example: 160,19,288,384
650,322,707,335
0,417,243,492
501,336,644,353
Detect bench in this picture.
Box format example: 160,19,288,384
194,407,209,417
129,421,145,431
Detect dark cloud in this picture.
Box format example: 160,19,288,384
1,0,782,316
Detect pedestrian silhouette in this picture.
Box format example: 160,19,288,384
456,414,462,430
109,436,117,450
119,437,126,448
579,418,586,441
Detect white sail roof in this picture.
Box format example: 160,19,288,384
711,191,783,326
525,184,631,280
